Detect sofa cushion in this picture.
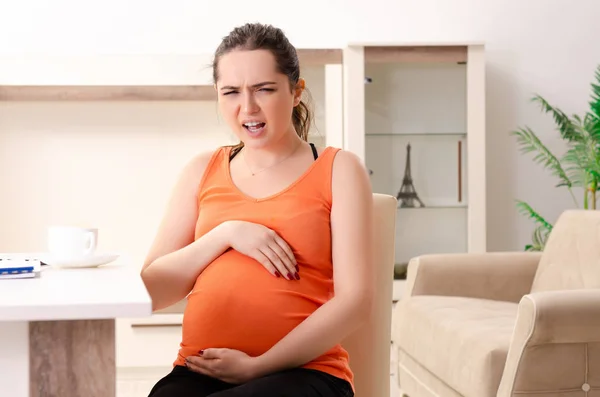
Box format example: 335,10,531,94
393,296,518,397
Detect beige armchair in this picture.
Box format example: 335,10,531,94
392,209,600,397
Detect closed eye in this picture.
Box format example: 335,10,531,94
223,88,274,96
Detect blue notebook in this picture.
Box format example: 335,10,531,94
0,256,42,279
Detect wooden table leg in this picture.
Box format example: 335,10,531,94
29,319,115,397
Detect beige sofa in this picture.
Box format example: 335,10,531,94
392,209,600,397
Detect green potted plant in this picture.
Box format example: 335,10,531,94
512,65,600,251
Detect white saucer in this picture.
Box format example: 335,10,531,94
45,253,120,269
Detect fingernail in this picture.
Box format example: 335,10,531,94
275,271,281,278
199,350,204,356
295,272,300,280
287,272,293,280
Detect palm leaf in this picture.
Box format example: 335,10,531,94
563,148,590,188
525,224,551,251
511,126,572,188
563,116,600,187
586,106,600,151
512,64,600,250
590,65,600,120
515,201,554,232
584,111,600,136
532,95,580,142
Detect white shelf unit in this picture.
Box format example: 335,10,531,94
337,43,487,299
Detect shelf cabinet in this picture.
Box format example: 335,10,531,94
337,43,487,286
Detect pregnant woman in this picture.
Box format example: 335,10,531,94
141,22,373,397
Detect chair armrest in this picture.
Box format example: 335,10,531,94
405,252,541,303
497,290,600,396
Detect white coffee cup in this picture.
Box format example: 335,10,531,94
47,226,98,259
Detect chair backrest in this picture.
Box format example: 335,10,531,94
530,209,600,293
342,193,397,397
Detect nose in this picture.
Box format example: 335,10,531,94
242,91,259,114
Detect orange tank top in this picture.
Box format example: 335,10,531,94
174,145,353,387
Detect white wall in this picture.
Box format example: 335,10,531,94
0,66,326,256
1,0,599,250
0,102,229,254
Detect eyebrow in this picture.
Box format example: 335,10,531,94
220,81,277,91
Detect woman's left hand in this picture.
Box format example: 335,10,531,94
185,348,262,384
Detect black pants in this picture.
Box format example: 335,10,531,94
148,365,353,397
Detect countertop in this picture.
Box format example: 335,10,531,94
0,263,152,322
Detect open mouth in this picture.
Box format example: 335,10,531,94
243,122,266,134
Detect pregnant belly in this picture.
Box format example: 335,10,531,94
177,251,331,362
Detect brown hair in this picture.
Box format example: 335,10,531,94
212,23,314,151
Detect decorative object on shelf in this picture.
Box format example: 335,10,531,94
396,143,425,208
394,262,408,280
511,64,600,251
457,140,463,203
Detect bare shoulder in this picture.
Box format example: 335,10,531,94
331,149,372,196
178,149,220,184
330,148,364,170
142,148,221,270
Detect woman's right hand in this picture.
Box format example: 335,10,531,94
223,220,299,280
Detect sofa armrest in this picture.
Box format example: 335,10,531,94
497,290,600,396
405,252,541,303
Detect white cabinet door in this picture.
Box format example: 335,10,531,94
116,315,184,368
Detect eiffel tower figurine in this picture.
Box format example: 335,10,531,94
396,143,425,208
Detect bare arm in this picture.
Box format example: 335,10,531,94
141,151,231,311
253,150,374,375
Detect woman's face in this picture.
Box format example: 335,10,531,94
215,49,303,148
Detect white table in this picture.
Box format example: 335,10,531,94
0,264,152,397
